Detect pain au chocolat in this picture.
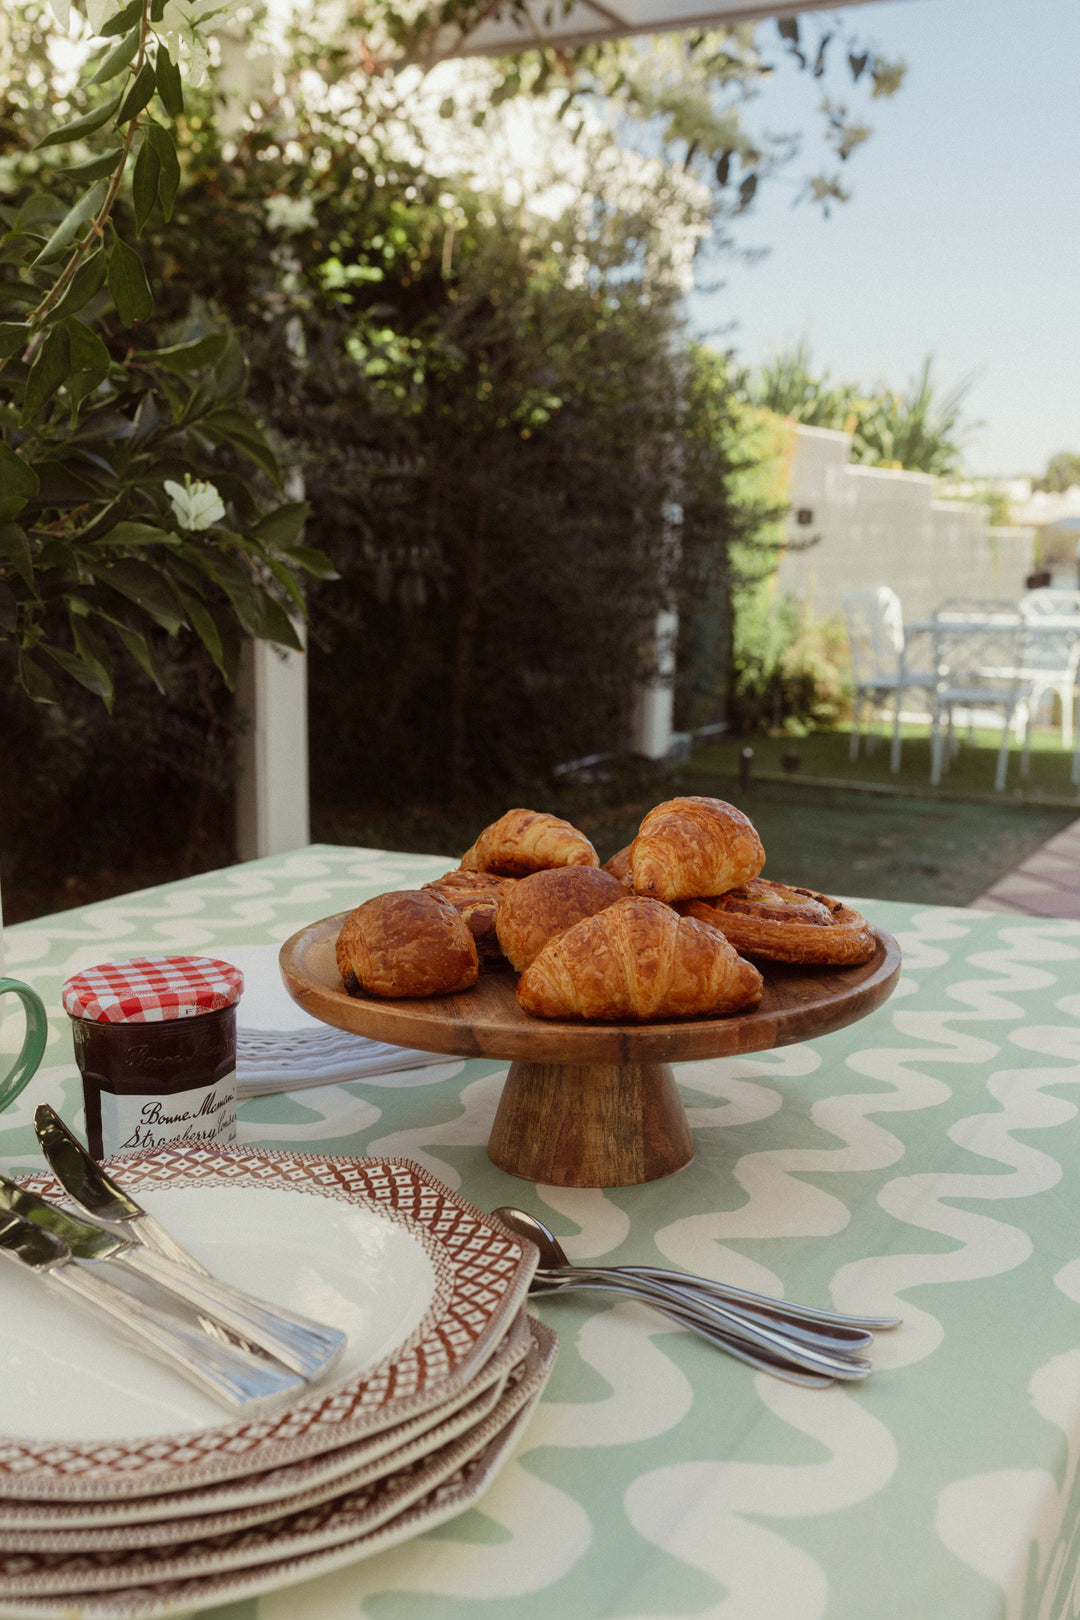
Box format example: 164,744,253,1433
421,868,516,964
677,879,876,967
516,896,763,1021
336,890,479,998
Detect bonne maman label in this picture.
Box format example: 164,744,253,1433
100,1076,238,1154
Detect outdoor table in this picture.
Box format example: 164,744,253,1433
3,843,1080,1620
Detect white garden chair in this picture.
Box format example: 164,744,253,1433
842,587,937,771
1018,589,1080,751
929,618,1035,791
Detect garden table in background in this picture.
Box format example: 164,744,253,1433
3,845,1080,1620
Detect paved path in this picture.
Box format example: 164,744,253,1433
968,816,1080,918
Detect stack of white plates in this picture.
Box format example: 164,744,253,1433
0,1148,553,1619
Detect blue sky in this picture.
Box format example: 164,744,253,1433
688,0,1079,479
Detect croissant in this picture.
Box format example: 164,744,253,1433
422,868,516,963
630,796,764,903
460,808,599,878
601,844,633,889
677,880,877,967
516,896,763,1021
494,866,625,972
336,890,478,999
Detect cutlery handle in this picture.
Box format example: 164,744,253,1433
569,1267,874,1352
118,1247,346,1381
531,1276,871,1381
52,1263,307,1409
617,1266,902,1332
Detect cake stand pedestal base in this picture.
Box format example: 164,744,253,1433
487,1058,695,1187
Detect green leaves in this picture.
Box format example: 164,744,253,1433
31,181,107,267
133,123,180,233
19,318,112,426
89,26,140,86
201,407,281,486
107,229,153,324
35,90,123,150
117,59,157,125
155,46,184,116
136,334,229,373
98,0,144,37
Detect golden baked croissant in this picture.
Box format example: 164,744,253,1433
460,808,599,878
677,880,876,967
601,845,633,888
422,869,516,963
630,796,764,903
336,890,478,999
494,866,625,972
516,896,763,1021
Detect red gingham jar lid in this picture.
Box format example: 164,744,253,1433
62,957,244,1024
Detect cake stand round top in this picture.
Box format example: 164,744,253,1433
279,913,901,1067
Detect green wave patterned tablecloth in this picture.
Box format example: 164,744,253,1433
3,844,1080,1620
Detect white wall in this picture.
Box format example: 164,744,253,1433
775,426,1035,622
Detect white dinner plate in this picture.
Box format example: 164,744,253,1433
0,1320,555,1614
0,1148,534,1501
0,1310,532,1540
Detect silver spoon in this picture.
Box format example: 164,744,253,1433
493,1206,899,1339
493,1208,873,1384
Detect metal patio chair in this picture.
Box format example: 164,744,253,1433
842,587,937,771
929,618,1035,791
1019,589,1080,751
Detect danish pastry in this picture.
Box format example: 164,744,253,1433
336,890,479,999
460,809,598,878
630,796,765,903
421,868,515,963
677,879,876,967
516,896,763,1021
494,865,625,972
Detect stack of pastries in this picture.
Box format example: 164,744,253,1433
335,799,876,1024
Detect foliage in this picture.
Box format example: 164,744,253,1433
0,0,334,707
404,12,905,221
1035,452,1080,493
0,0,907,914
729,593,848,735
674,345,793,732
746,345,973,477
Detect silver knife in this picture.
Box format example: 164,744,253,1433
0,1173,346,1383
0,1211,306,1410
34,1104,209,1273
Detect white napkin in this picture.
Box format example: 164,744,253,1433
226,945,452,1098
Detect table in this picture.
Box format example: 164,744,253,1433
4,843,1080,1620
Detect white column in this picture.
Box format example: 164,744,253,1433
234,624,310,861
631,608,679,759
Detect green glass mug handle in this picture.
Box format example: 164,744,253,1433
0,978,48,1114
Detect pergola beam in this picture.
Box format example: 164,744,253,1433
434,0,882,60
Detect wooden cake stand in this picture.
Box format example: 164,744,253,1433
279,916,901,1188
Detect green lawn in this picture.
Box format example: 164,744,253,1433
314,724,1078,912
689,723,1080,805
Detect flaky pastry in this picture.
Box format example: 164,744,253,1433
516,895,763,1022
422,868,515,963
336,890,478,999
630,796,765,903
494,865,625,973
460,808,599,877
677,879,876,967
601,845,633,888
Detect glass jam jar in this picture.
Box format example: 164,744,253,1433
62,957,244,1160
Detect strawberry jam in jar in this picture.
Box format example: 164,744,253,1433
62,957,243,1159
